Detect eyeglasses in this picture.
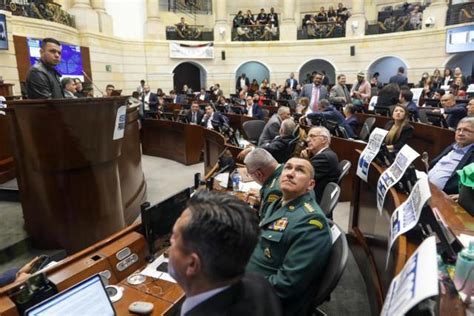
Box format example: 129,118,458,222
456,128,473,134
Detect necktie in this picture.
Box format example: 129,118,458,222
312,86,319,112
343,86,350,103
193,112,196,123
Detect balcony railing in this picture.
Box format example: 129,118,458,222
298,21,345,40
0,0,75,28
446,1,474,25
231,25,279,42
166,25,213,41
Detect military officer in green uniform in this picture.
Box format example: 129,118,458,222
246,157,332,315
243,148,283,218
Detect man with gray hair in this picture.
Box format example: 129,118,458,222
428,117,474,194
258,106,291,145
301,126,341,203
239,118,297,163
244,148,283,218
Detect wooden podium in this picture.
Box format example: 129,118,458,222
0,83,14,97
6,97,140,253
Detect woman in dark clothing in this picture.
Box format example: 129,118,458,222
376,83,400,108
384,104,414,153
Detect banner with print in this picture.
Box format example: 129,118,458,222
169,42,214,59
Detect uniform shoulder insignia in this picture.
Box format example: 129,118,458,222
267,194,279,203
303,202,315,213
308,219,324,230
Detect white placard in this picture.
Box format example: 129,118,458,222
381,236,439,316
368,96,378,111
331,225,342,244
357,127,389,182
410,88,423,106
113,105,126,140
376,145,420,215
386,177,431,266
169,42,214,59
141,254,177,283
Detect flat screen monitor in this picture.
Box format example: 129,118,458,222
26,38,84,81
141,188,191,255
25,274,115,316
446,25,474,53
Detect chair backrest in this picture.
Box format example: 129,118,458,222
313,221,349,306
282,135,300,162
298,220,349,315
337,160,351,185
261,108,270,120
359,117,376,141
242,120,266,144
319,182,340,219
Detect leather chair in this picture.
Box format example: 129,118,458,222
242,120,266,145
337,160,351,185
299,220,349,315
359,117,376,141
319,182,341,219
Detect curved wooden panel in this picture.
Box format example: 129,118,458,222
0,114,15,183
118,106,147,224
6,97,128,253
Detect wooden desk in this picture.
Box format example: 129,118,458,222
0,225,184,316
0,83,14,97
350,157,470,315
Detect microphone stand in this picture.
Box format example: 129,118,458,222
81,71,105,96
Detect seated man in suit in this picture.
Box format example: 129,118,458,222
258,106,291,145
246,157,331,315
168,190,282,316
343,103,358,138
428,117,474,194
399,87,419,122
201,104,228,130
186,101,204,124
244,95,264,120
432,93,467,129
243,148,283,218
300,126,341,203
300,72,328,113
238,119,297,164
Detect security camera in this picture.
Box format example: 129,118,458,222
425,17,435,27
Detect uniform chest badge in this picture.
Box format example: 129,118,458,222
268,217,288,231
264,247,272,259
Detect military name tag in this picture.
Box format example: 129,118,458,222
268,217,288,231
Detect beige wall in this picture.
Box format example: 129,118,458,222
0,9,471,97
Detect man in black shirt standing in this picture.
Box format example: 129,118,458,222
26,38,63,99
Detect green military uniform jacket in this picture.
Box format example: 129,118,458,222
259,164,283,218
246,192,332,315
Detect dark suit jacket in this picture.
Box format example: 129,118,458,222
245,103,264,120
181,274,282,316
430,144,474,195
384,121,414,152
201,111,228,129
175,94,187,104
285,78,298,90
445,105,467,129
299,84,328,101
406,101,419,121
148,92,158,111
186,110,204,124
236,77,250,91
389,74,408,86
262,135,294,163
344,116,358,138
310,147,341,203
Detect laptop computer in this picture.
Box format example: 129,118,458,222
25,274,116,316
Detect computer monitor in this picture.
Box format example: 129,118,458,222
25,274,115,316
141,188,192,256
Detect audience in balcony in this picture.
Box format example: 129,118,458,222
303,3,348,39
378,4,424,33
233,8,279,41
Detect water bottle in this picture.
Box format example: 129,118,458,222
232,170,241,192
454,241,474,299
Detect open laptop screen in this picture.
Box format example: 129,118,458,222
25,274,116,316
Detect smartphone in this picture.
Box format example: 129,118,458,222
29,255,50,274
156,262,168,273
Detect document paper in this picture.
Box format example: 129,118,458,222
381,236,439,316
376,145,420,215
357,128,389,182
386,177,431,267
113,105,127,140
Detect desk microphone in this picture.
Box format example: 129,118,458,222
81,70,105,96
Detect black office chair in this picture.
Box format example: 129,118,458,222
281,135,301,163
299,220,349,316
319,182,341,219
242,120,266,145
337,160,351,185
359,117,376,141
261,108,270,120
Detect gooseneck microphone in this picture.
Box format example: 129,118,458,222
82,70,105,96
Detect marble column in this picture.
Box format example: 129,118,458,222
213,0,230,42
145,0,165,40
345,0,367,37
280,0,297,41
67,0,100,33
91,0,113,35
421,0,448,29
